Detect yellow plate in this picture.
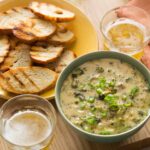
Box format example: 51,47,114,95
0,0,99,100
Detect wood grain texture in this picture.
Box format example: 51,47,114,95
1,0,150,150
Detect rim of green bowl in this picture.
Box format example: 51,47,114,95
55,50,150,138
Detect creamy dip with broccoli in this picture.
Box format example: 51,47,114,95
60,59,150,135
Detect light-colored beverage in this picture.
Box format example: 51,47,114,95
3,110,52,147
104,18,147,54
0,95,56,150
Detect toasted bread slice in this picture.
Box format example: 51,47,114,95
13,18,56,42
49,26,75,45
55,50,76,73
0,44,31,71
29,1,75,22
0,35,10,63
9,36,20,49
30,43,64,64
45,62,56,71
0,7,35,32
0,73,15,93
0,67,57,94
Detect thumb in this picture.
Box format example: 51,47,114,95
117,6,150,28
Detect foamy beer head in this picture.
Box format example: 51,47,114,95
0,94,56,150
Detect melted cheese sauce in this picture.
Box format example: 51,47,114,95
61,59,150,135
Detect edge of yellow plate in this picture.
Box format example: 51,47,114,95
0,0,99,100
45,0,99,100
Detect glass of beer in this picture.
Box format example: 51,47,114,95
0,94,57,150
100,6,150,58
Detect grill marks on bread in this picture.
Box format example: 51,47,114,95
0,67,57,94
0,2,76,95
13,18,56,42
0,7,35,32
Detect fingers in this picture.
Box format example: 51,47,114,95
127,0,150,14
116,6,133,18
141,46,150,69
116,6,150,28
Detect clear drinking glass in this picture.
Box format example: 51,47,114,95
0,94,57,150
100,6,150,57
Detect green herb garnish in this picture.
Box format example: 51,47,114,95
124,101,133,107
109,79,116,87
87,97,95,103
86,116,97,125
96,88,103,95
83,125,91,132
104,94,119,111
104,94,118,103
72,68,84,78
99,77,107,89
79,101,86,109
122,94,127,101
96,66,104,73
101,111,108,117
130,86,139,98
99,130,112,135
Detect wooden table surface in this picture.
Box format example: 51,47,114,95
1,0,150,149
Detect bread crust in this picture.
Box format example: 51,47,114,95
0,43,32,71
0,67,57,94
0,73,16,93
55,50,76,73
29,1,75,22
13,18,56,42
0,3,76,96
0,7,35,33
49,28,75,45
0,35,10,64
30,43,64,64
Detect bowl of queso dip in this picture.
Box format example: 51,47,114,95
55,51,150,142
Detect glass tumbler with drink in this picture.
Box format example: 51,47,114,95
100,6,150,58
0,94,56,150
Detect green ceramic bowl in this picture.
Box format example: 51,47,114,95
55,51,150,143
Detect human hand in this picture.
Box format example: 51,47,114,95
117,0,150,69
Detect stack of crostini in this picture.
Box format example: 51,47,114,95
0,1,76,94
